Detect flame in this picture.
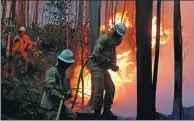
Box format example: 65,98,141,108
151,16,171,48
75,51,135,101
73,11,171,105
100,12,132,32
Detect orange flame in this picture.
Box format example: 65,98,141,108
151,16,171,48
73,12,171,104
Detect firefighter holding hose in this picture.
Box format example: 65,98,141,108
40,49,77,120
90,23,127,118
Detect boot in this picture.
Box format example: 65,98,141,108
94,109,101,120
102,108,118,119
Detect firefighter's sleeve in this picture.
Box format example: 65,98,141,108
44,69,65,100
92,36,109,64
62,73,72,99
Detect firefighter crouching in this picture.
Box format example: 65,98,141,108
12,26,33,73
40,49,77,120
90,23,127,118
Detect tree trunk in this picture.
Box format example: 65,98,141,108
114,0,119,24
152,0,161,118
105,0,108,32
2,0,7,18
121,0,126,23
27,0,29,27
136,0,154,119
11,0,16,26
2,0,7,32
85,0,90,56
23,0,26,26
77,0,84,107
87,0,101,112
172,0,183,119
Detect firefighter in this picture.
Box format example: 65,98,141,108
12,26,33,73
40,49,77,120
90,23,127,118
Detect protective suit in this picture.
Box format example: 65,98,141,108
12,27,33,72
90,31,119,116
40,49,76,120
90,23,127,118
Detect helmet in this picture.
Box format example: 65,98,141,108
58,49,75,63
113,23,127,37
19,26,26,31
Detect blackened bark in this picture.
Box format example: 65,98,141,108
172,0,183,119
136,0,154,119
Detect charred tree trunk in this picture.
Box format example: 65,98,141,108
152,0,161,118
136,0,154,119
172,0,183,119
87,0,101,112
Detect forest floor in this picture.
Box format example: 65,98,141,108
1,49,194,120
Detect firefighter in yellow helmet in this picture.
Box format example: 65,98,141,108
40,49,77,120
90,23,127,119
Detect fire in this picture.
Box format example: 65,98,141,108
78,51,135,100
73,11,171,105
100,12,132,32
100,12,171,49
151,16,171,48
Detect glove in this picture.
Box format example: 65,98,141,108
61,90,72,100
59,95,66,100
111,64,119,72
66,90,72,98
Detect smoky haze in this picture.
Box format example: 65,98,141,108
111,1,194,117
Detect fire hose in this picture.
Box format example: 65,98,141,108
71,56,94,109
70,56,130,110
